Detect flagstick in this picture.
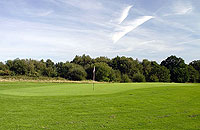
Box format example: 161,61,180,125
93,66,95,91
93,82,94,91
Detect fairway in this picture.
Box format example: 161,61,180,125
0,82,200,130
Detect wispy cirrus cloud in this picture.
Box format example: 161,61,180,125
51,0,103,10
173,1,193,15
112,16,154,43
23,9,54,17
34,10,54,17
118,5,133,24
0,0,199,63
163,1,193,16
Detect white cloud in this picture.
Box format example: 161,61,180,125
54,0,103,10
112,16,154,43
36,10,54,17
0,0,199,63
24,10,54,17
173,1,193,15
164,1,193,16
118,5,133,24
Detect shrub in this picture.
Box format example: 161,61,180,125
132,73,145,82
67,64,87,81
121,74,131,83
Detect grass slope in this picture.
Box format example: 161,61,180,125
0,82,200,130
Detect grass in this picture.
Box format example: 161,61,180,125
0,82,200,130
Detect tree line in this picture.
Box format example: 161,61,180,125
0,55,199,83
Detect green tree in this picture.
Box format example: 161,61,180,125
150,74,159,82
33,60,46,76
85,63,121,82
42,59,57,77
56,62,66,78
67,63,87,81
121,74,131,83
112,70,121,82
161,55,188,83
189,60,200,82
56,63,87,80
188,65,199,83
142,59,152,81
0,62,7,70
95,56,111,64
157,66,171,82
84,64,94,80
110,56,143,80
149,61,170,82
9,59,28,75
94,62,113,82
46,59,54,68
132,73,146,82
26,59,37,77
72,54,93,68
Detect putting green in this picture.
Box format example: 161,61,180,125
0,82,200,130
0,83,191,96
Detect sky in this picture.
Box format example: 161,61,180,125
0,0,200,63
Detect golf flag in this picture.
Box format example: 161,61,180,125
92,66,95,91
93,66,95,81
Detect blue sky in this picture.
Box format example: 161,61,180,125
0,0,200,63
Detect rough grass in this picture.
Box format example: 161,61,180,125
0,76,97,83
0,82,200,130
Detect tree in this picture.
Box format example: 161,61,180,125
42,59,57,77
142,59,152,81
72,54,93,67
56,63,87,80
85,63,121,82
0,62,7,70
188,65,199,83
132,73,145,82
5,60,13,70
94,62,113,82
150,61,170,82
24,59,37,77
110,56,143,80
95,56,111,64
67,64,87,81
9,59,28,75
189,60,200,72
121,74,131,83
111,70,121,82
46,59,54,68
161,55,188,83
33,60,46,76
141,60,170,82
149,74,159,82
55,62,65,78
157,66,171,82
189,60,200,82
84,64,94,80
43,67,57,77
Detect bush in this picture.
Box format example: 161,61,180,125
0,70,10,76
132,73,145,82
94,62,113,82
121,74,131,83
149,75,159,82
67,64,87,81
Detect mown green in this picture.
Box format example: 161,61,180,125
0,82,200,130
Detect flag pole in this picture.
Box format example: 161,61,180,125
93,66,95,91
